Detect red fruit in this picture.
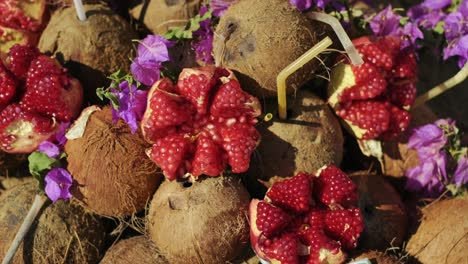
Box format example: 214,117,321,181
305,209,326,229
0,103,58,153
380,106,411,140
147,134,192,181
298,228,342,264
141,79,195,143
256,201,292,238
191,136,227,177
336,101,390,140
329,36,417,140
262,233,300,264
0,63,16,107
0,0,46,32
220,122,260,173
142,66,261,180
5,44,39,78
324,208,364,249
266,172,313,213
210,79,261,118
315,165,358,207
21,55,83,122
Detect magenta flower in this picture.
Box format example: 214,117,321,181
453,157,468,187
55,122,70,146
38,141,61,159
192,6,215,64
405,152,447,197
210,0,236,17
443,2,468,68
289,0,312,11
421,0,451,10
397,22,424,50
370,5,401,36
407,122,447,160
111,81,148,134
407,5,446,29
130,35,174,86
44,168,73,203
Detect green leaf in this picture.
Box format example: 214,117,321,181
106,92,120,110
96,87,107,101
28,152,60,179
163,9,212,41
433,21,445,34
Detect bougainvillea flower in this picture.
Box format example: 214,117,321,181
44,168,73,202
38,141,61,159
111,81,148,134
407,123,447,160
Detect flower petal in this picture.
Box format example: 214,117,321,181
454,157,468,187
38,141,61,159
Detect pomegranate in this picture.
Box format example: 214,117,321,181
141,66,261,180
249,165,365,264
0,44,83,153
329,36,417,140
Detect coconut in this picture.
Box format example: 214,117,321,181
351,250,399,264
0,151,28,173
130,0,201,35
147,176,251,264
38,3,137,103
350,172,407,250
213,0,328,98
100,236,168,264
245,90,343,196
406,197,468,263
0,182,109,263
65,106,162,217
381,104,438,177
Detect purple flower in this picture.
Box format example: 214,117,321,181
289,0,312,11
192,6,215,64
210,0,236,17
38,141,61,159
111,81,148,134
453,157,468,187
405,152,447,197
407,4,446,29
314,0,331,9
130,35,174,86
443,3,468,68
396,22,424,50
421,0,451,10
55,122,70,146
407,123,447,160
370,5,402,37
44,168,73,203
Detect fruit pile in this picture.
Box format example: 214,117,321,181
142,66,261,180
0,45,82,153
250,166,364,263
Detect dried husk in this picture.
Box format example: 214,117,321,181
100,236,168,264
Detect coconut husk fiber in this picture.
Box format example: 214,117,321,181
213,0,329,98
100,236,168,264
406,197,468,264
38,3,137,103
0,182,109,264
65,107,162,217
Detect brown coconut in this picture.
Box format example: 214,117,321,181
38,3,137,103
0,182,109,264
246,91,343,196
0,152,27,173
381,104,438,177
406,197,468,264
147,176,251,264
100,236,168,264
130,0,202,35
65,106,162,217
351,250,399,264
213,0,328,98
350,172,407,250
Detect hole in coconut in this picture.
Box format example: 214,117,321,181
183,182,192,188
164,0,180,6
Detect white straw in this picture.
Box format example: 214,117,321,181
73,0,87,21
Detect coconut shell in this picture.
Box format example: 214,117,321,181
65,107,162,217
0,152,28,173
381,104,438,177
406,197,468,264
213,0,328,98
130,0,202,35
38,3,137,103
245,91,343,196
350,172,407,250
147,176,251,264
100,236,168,264
351,250,399,264
0,182,109,264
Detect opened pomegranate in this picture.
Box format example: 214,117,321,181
141,66,261,180
0,0,47,55
0,44,83,153
249,165,364,264
329,36,417,140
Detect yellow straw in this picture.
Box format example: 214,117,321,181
277,37,333,120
